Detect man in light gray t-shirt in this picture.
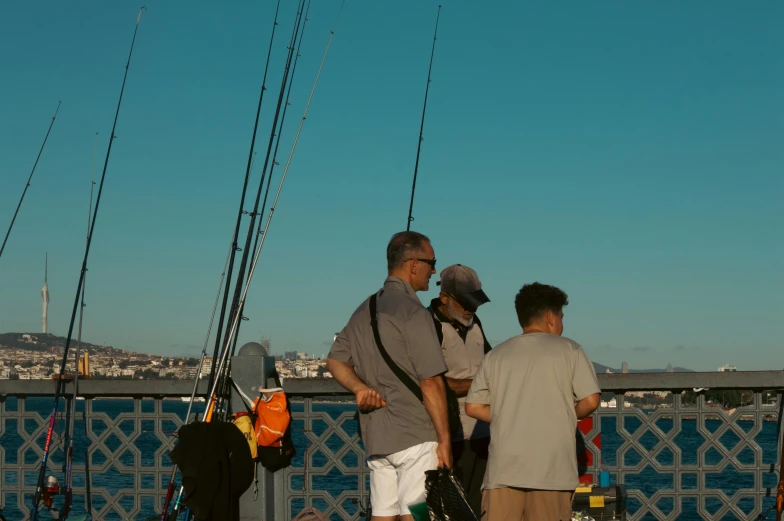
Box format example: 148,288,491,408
466,282,601,521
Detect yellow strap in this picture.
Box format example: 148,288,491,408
575,486,592,493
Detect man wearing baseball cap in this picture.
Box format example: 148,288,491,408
427,264,493,516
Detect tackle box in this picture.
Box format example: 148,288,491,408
572,485,627,520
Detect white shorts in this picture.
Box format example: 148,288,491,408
367,441,438,516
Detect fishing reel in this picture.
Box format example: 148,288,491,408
42,475,60,508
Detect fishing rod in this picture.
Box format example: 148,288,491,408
60,132,99,521
217,0,306,369
207,0,283,393
160,240,234,520
0,101,61,262
161,227,253,521
31,7,147,519
213,0,314,417
210,0,307,422
209,0,308,421
254,1,310,266
205,0,345,422
406,5,442,231
160,357,203,521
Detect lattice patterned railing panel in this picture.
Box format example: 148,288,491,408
581,390,783,521
1,375,782,521
0,394,196,521
283,400,371,521
283,387,781,521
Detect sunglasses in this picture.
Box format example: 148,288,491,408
406,258,437,268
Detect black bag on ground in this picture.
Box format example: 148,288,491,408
425,466,479,521
168,421,254,521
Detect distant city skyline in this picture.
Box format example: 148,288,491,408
1,329,744,375
0,332,331,381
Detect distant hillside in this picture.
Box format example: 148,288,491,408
0,332,134,357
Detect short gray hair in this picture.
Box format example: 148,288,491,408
386,231,430,271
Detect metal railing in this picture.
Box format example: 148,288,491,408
1,372,782,521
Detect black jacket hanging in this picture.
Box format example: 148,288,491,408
168,421,254,521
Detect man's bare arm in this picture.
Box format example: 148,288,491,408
327,359,386,411
575,393,600,420
445,377,472,397
420,376,452,468
465,402,491,423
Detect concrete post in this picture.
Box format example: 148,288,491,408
231,342,278,521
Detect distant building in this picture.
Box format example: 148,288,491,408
666,363,674,373
77,352,90,376
622,362,629,374
284,351,297,361
718,364,737,372
200,358,212,377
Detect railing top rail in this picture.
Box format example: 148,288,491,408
0,378,210,397
1,371,782,397
596,370,784,391
282,371,784,395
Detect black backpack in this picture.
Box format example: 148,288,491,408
230,372,296,473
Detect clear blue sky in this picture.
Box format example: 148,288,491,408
1,1,782,371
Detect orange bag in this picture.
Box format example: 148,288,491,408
252,387,290,447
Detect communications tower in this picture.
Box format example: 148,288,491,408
42,253,49,334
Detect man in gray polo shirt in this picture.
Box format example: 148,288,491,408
466,282,601,521
327,231,452,521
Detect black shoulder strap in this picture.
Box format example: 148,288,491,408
428,307,445,346
472,314,493,354
267,369,283,390
369,293,424,403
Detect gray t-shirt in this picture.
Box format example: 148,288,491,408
329,276,448,457
466,333,601,491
